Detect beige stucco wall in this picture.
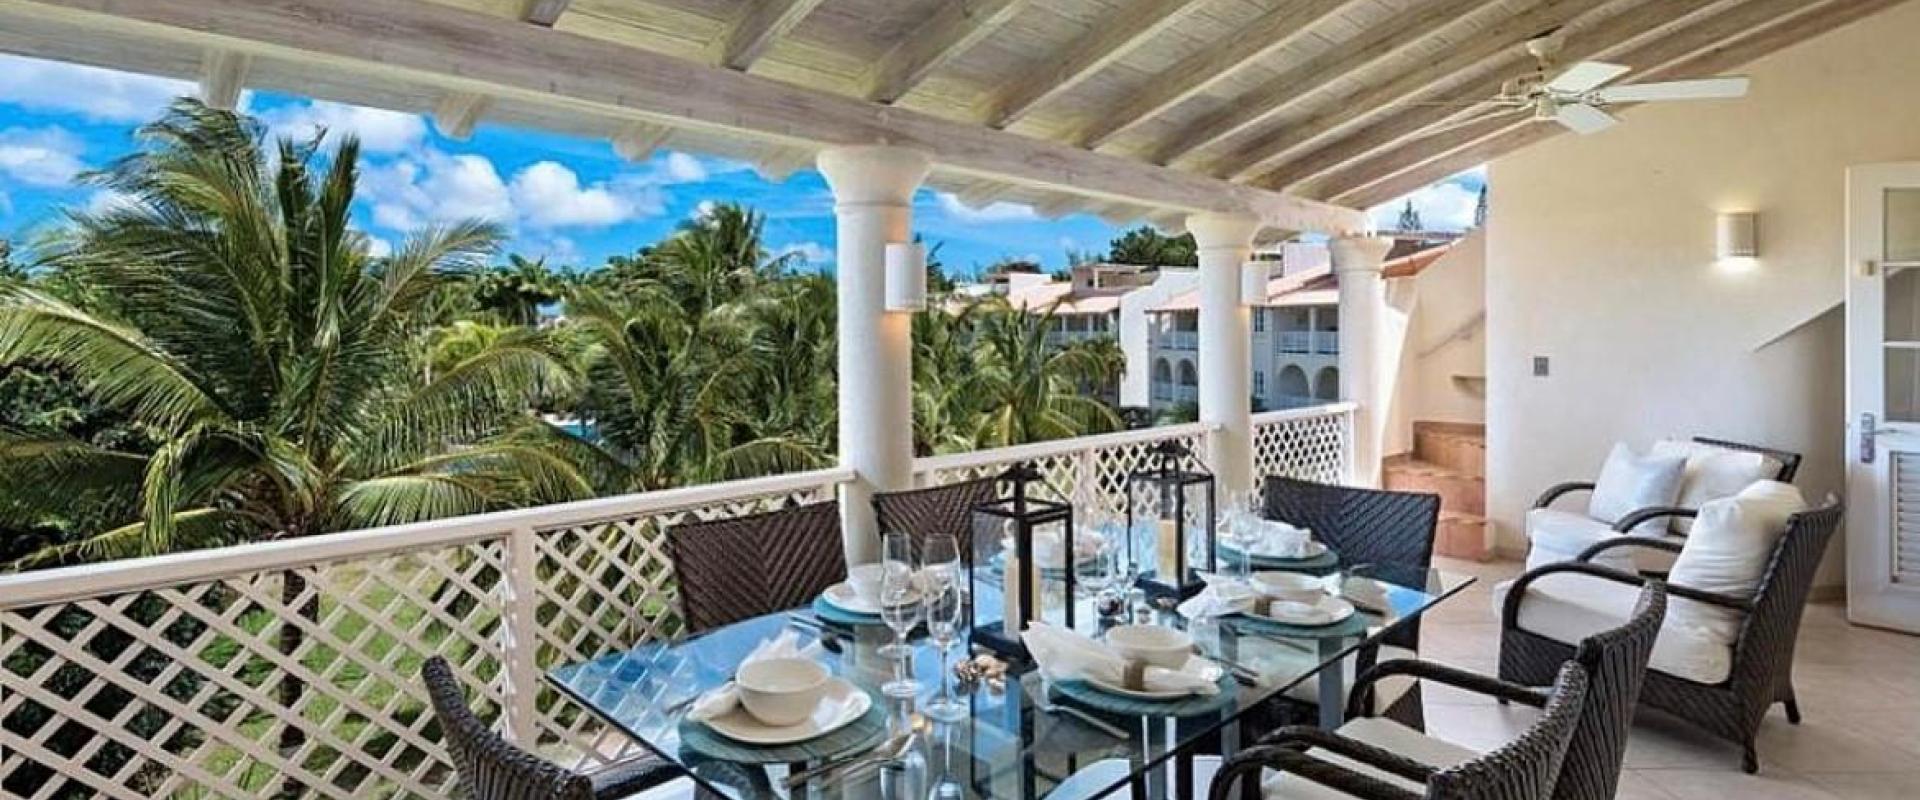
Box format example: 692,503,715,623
1485,3,1920,585
1386,230,1486,457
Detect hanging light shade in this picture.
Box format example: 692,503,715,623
885,241,927,311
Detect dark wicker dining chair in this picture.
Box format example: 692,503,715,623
422,656,679,800
1345,582,1666,800
1210,662,1590,800
1261,476,1441,727
872,476,999,558
1499,501,1843,774
666,500,846,634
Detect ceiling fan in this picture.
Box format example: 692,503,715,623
1427,35,1751,136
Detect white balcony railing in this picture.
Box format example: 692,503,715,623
1277,330,1312,353
0,404,1354,799
1315,331,1340,354
1160,331,1198,350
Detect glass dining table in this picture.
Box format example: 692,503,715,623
547,567,1475,800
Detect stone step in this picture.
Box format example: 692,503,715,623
1382,455,1485,516
1435,511,1492,561
1411,420,1485,478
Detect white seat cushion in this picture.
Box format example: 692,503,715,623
1261,716,1480,798
1667,480,1804,641
1524,509,1634,572
1494,572,1732,684
1281,645,1417,714
1588,443,1687,535
1651,439,1781,533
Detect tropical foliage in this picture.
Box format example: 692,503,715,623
1106,225,1197,267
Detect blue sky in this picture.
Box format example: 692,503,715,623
0,54,1483,277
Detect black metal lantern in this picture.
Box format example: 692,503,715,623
968,462,1076,659
1126,441,1216,600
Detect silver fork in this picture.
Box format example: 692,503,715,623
812,732,919,789
785,732,912,788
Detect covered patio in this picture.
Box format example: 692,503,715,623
0,0,1913,799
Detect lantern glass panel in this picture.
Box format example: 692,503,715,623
967,490,1079,658
1125,465,1216,598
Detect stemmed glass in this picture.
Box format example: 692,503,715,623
1221,490,1259,581
880,532,924,698
921,534,965,721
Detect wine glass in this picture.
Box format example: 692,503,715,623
1222,489,1258,581
922,579,965,721
880,533,924,698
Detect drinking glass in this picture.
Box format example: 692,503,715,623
878,532,918,659
922,580,965,720
1222,489,1258,581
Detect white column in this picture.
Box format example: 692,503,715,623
817,145,931,566
1332,235,1395,487
1188,212,1262,496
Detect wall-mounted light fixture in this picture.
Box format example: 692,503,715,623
885,241,927,311
1716,211,1759,260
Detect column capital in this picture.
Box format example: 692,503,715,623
1184,211,1262,251
816,145,931,206
1329,235,1395,274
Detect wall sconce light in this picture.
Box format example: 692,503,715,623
885,241,927,311
1716,212,1759,260
1240,262,1268,306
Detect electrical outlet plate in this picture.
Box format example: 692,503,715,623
1532,356,1550,377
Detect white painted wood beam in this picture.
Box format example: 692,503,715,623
518,0,572,26
1209,0,1594,183
752,145,818,180
1149,0,1497,166
980,0,1205,129
715,0,828,71
865,0,1028,104
196,49,249,110
433,93,490,140
1333,0,1906,211
0,0,1367,234
1073,0,1359,150
611,122,674,162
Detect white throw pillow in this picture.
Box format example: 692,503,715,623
1587,443,1686,535
1651,439,1780,533
1667,480,1806,643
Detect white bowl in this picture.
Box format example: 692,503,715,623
736,658,830,727
1253,571,1328,604
1106,624,1193,669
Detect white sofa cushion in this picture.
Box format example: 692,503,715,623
1261,716,1479,799
1667,480,1805,641
1494,572,1732,685
1525,509,1631,572
1588,443,1686,535
1651,439,1781,533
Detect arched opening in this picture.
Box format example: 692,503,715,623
1153,358,1172,384
1177,360,1198,387
1314,367,1340,400
1277,365,1309,399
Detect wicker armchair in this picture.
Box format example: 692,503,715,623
422,657,678,800
1498,501,1843,774
666,501,846,634
872,477,998,559
1261,476,1441,728
1210,662,1590,800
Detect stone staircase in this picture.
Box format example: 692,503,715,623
1384,421,1489,561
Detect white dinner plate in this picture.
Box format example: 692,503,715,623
1083,661,1224,700
702,678,871,745
1222,540,1328,561
1253,596,1355,627
820,581,884,615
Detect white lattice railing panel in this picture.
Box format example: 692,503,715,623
0,538,510,800
914,424,1212,521
1252,403,1355,488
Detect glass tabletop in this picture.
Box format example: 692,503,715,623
547,568,1475,800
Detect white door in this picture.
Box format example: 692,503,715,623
1846,163,1920,632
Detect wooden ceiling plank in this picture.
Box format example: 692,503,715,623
1283,0,1732,195
433,92,490,140
716,0,829,71
612,121,675,161
1074,0,1362,150
1336,0,1911,210
981,0,1207,128
0,0,1366,233
1150,0,1499,167
865,0,1030,104
1211,0,1595,182
197,49,249,111
519,0,572,26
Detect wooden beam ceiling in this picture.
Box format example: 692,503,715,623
0,0,1367,234
864,0,1029,104
979,0,1206,129
196,49,249,111
1336,0,1912,210
1208,0,1593,183
1073,0,1360,150
1150,0,1498,167
1262,0,1728,195
714,0,829,71
518,0,572,27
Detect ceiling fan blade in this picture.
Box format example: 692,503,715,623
1554,102,1618,135
1592,76,1750,104
1545,61,1630,94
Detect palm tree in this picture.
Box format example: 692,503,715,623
915,297,1123,450
0,100,587,567
1107,225,1197,267
466,253,569,326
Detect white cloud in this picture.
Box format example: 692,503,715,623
516,235,582,265
82,190,136,216
692,200,718,220
1368,167,1485,232
660,152,707,183
0,55,194,123
934,191,1036,223
260,100,428,154
362,235,393,258
0,127,86,187
360,150,514,230
775,241,832,265
510,161,660,229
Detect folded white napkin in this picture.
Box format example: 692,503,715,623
1021,622,1220,696
1177,573,1342,621
686,630,827,721
1238,519,1314,558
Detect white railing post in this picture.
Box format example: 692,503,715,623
502,525,541,747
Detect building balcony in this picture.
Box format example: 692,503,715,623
1160,331,1198,350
